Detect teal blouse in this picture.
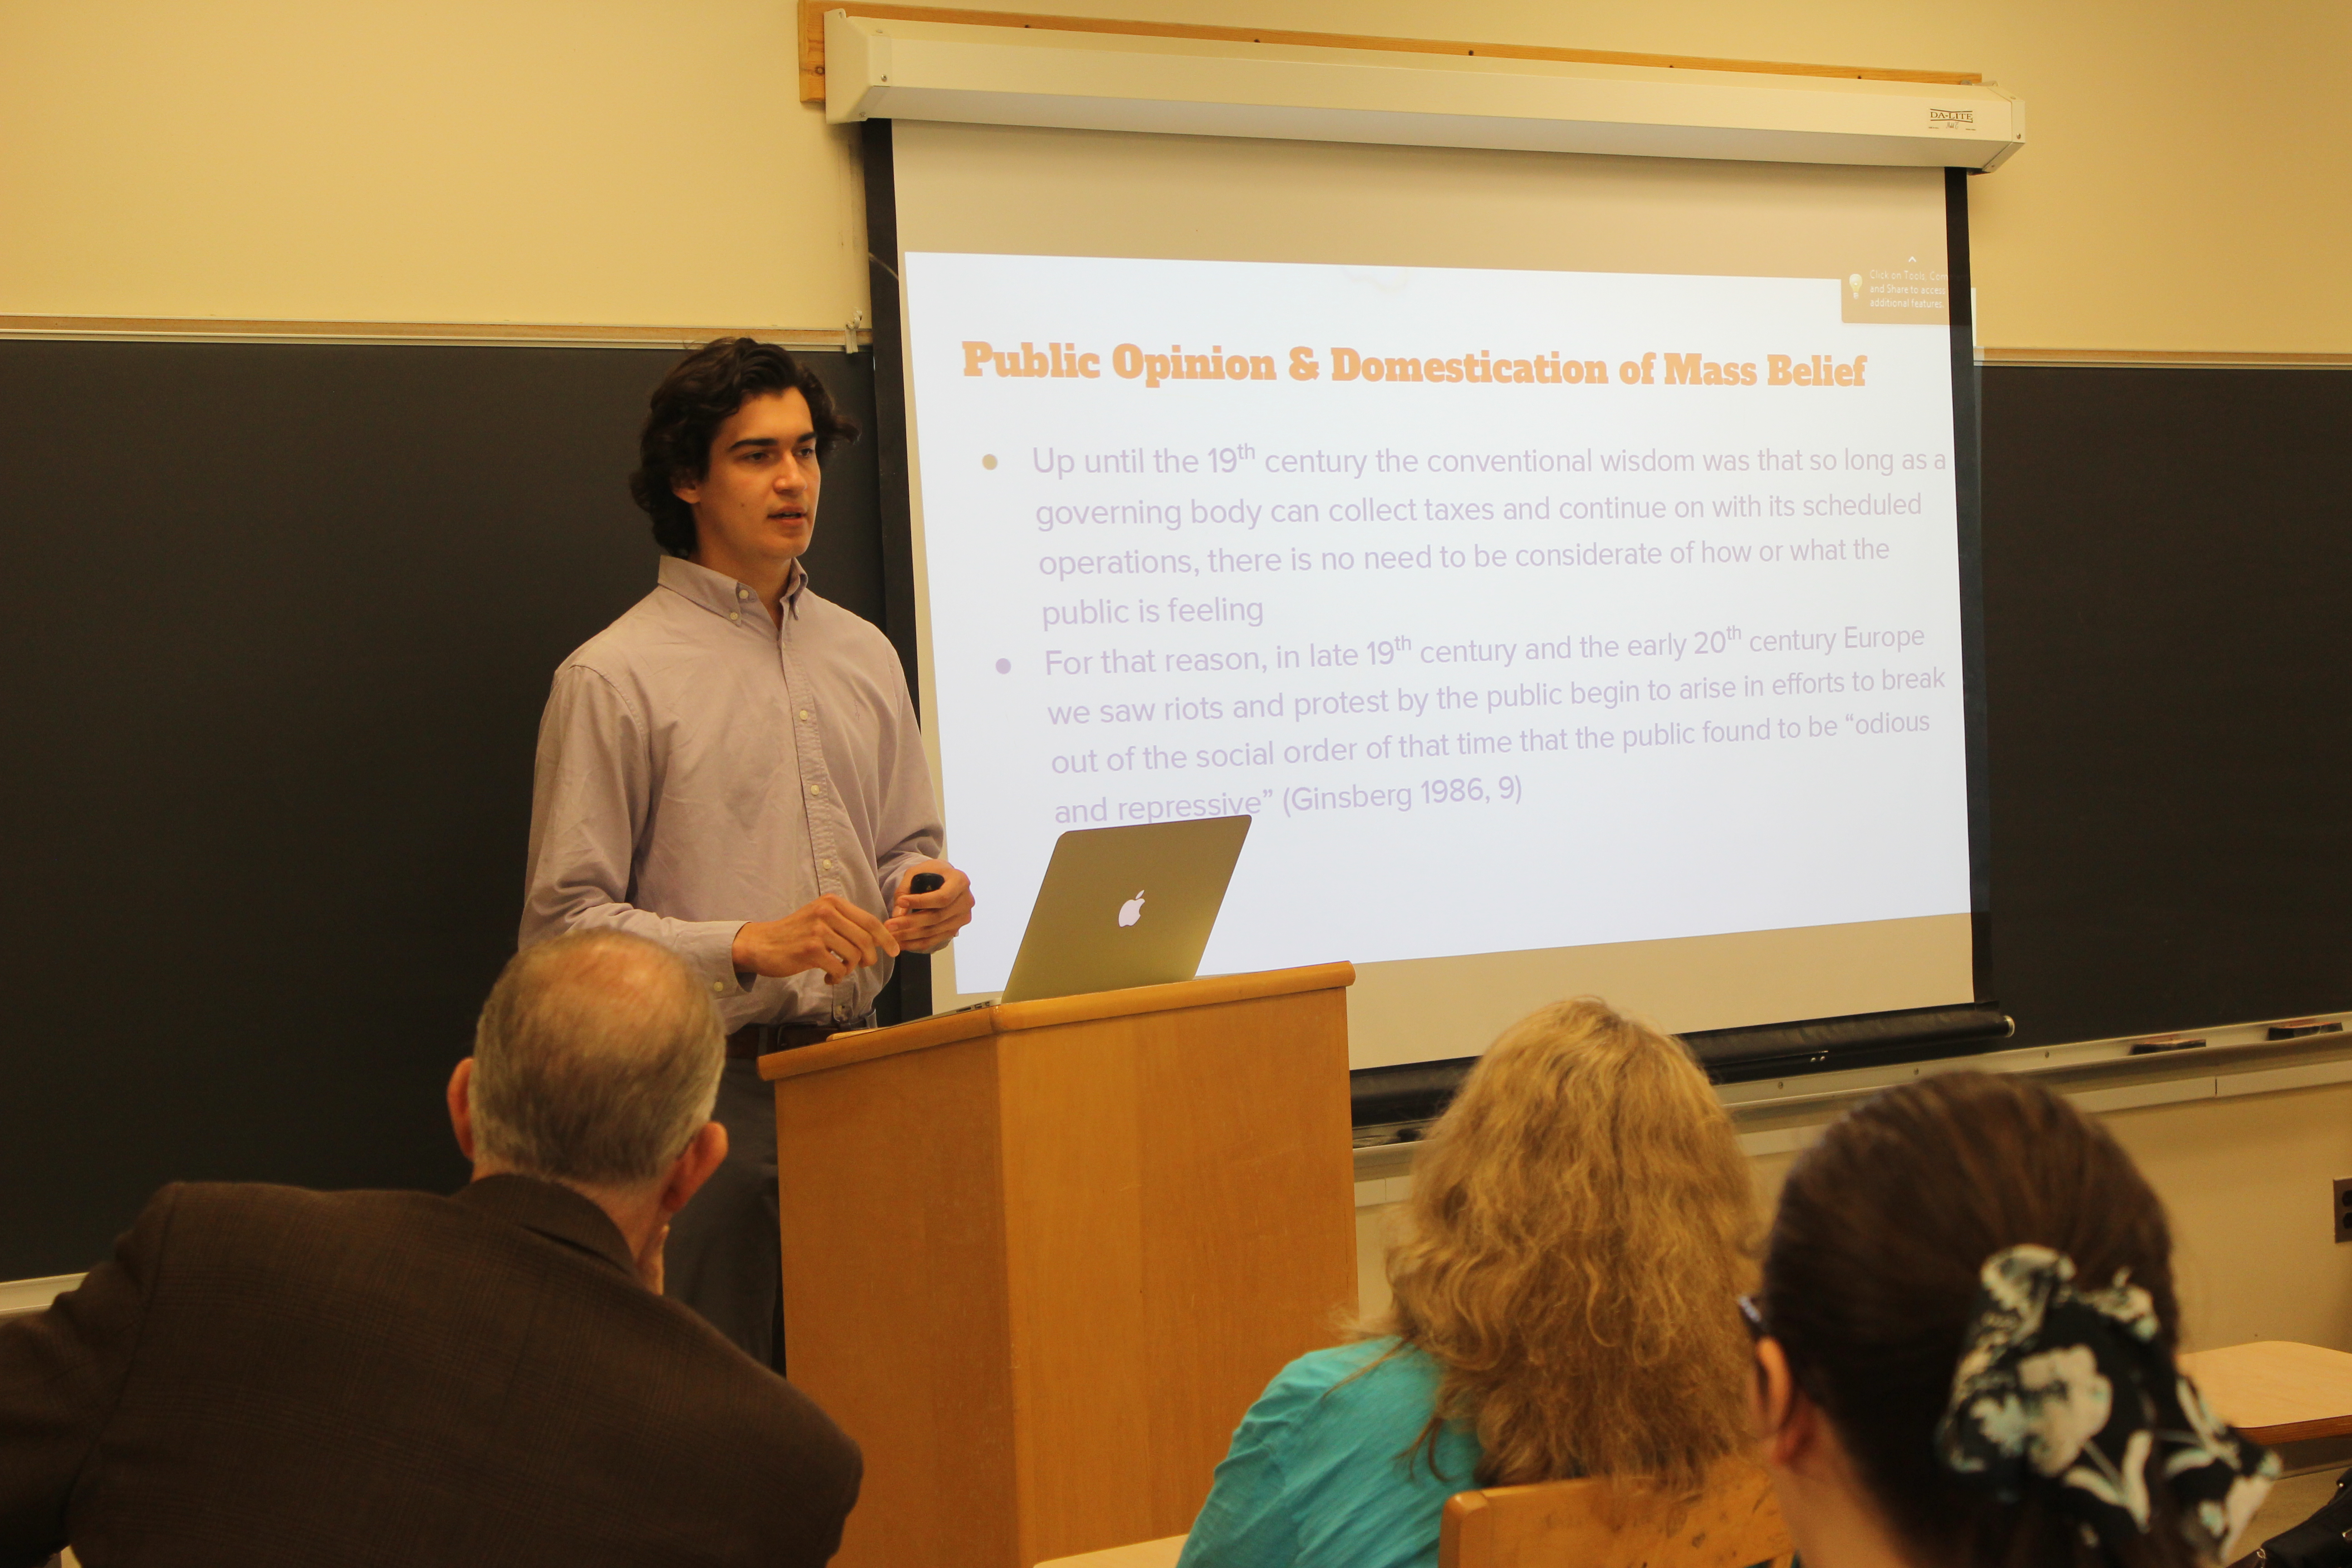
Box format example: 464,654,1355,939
1177,1339,1483,1568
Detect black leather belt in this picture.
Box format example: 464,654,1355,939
725,1016,873,1060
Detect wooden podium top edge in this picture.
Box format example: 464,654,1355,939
758,960,1357,1080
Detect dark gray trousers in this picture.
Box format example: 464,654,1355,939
663,1059,784,1370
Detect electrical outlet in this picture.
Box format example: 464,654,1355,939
2335,1178,2352,1244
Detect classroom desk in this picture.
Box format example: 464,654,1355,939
2182,1341,2352,1446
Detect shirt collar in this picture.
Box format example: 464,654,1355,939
657,554,806,622
454,1173,637,1279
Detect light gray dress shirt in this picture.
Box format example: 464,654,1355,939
521,555,941,1029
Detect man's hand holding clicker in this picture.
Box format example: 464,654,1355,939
731,895,900,983
888,860,974,954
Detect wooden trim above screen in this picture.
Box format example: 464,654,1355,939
0,316,872,350
795,0,1984,103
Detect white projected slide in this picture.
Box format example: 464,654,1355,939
904,252,1970,994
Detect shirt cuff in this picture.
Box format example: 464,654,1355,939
673,920,752,1000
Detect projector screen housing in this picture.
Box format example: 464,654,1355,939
823,10,2024,172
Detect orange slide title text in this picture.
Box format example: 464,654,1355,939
960,341,1867,390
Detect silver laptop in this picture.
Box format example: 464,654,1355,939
998,816,1252,1003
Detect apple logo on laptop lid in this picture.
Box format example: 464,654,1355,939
1117,890,1146,928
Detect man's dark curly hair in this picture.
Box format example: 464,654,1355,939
628,337,862,558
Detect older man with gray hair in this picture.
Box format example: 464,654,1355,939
0,931,862,1568
452,929,733,1290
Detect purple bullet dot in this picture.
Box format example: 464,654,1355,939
995,658,1011,674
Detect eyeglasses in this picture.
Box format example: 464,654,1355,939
1738,1294,1767,1341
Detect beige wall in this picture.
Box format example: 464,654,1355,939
1753,1082,2352,1352
4,0,2347,350
0,0,869,330
1361,1080,2352,1353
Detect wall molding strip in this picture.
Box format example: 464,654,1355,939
15,322,2340,369
0,317,872,351
1980,347,2352,369
0,1273,84,1319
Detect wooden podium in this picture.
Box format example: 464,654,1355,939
760,963,1359,1568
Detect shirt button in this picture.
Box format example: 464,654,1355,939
729,612,741,623
821,858,833,871
808,783,823,797
798,710,810,720
736,586,749,599
710,980,725,994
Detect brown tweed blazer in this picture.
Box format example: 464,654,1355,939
0,1176,861,1568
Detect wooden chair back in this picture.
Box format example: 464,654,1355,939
1439,1456,1794,1568
1033,1536,1186,1568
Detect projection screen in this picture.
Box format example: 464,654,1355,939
882,119,1978,1069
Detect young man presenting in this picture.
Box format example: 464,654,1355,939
521,338,973,1366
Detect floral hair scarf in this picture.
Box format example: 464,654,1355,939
1936,1245,2279,1558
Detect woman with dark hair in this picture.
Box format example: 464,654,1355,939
1754,1072,2277,1568
1178,997,1759,1568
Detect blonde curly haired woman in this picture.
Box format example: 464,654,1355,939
1177,997,1759,1568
